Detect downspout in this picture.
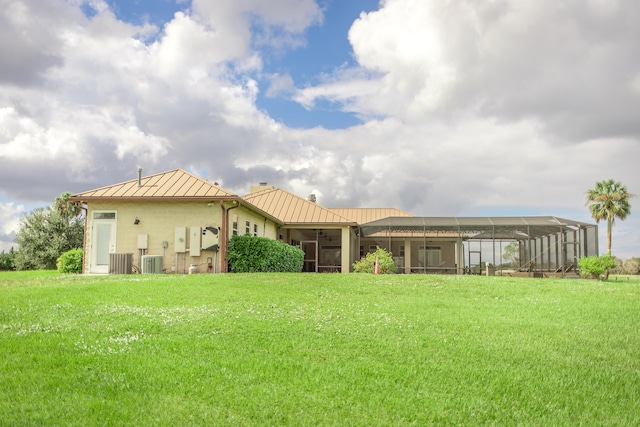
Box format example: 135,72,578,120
80,203,88,274
220,200,240,273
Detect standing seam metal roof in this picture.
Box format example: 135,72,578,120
70,169,237,200
242,188,356,225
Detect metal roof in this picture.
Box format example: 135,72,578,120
359,216,597,239
242,188,356,226
328,208,414,224
70,169,237,201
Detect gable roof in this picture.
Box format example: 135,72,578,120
70,169,237,201
328,208,414,225
242,187,356,226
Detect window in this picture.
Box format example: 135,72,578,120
93,212,116,220
369,245,377,253
419,245,441,267
245,220,250,235
254,223,258,236
399,245,405,257
232,215,238,236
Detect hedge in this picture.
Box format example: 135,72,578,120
227,235,304,273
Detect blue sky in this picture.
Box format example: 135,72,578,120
1,0,639,258
105,0,379,129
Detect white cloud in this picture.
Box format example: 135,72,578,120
0,201,25,252
299,0,640,140
0,202,24,235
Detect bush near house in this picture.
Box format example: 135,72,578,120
353,246,397,274
56,248,84,274
578,255,617,280
227,234,304,273
0,248,16,271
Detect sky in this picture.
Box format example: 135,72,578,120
1,0,639,259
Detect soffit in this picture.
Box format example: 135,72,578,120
70,169,236,201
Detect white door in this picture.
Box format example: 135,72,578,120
90,212,117,274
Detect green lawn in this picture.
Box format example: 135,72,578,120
1,271,639,426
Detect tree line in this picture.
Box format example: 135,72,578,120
1,192,84,271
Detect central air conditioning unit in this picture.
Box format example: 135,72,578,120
141,255,163,274
109,253,133,274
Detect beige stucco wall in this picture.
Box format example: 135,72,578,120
84,201,278,274
229,206,279,240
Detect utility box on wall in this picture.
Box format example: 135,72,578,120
137,234,148,250
175,227,186,253
202,226,219,251
190,226,201,256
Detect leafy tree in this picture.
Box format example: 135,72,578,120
586,179,634,256
502,242,520,268
353,246,397,274
622,257,640,275
0,247,16,271
13,194,84,270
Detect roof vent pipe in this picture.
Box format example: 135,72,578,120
137,167,142,188
308,194,316,203
260,182,267,186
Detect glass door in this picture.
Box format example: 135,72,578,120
91,212,116,273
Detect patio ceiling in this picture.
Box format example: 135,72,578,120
359,216,596,240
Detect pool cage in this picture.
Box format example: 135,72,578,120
357,216,598,276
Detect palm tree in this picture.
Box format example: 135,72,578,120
54,192,81,219
586,179,634,255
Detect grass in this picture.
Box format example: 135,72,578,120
1,271,639,426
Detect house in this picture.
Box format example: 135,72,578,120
70,168,599,276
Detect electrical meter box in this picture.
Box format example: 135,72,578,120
175,227,186,253
190,226,201,256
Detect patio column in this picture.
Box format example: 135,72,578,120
341,226,351,273
457,237,464,275
404,239,412,274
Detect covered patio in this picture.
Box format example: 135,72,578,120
357,216,598,276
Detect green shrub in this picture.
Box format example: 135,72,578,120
56,248,84,274
353,246,397,274
227,235,304,273
0,248,16,271
578,255,617,280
